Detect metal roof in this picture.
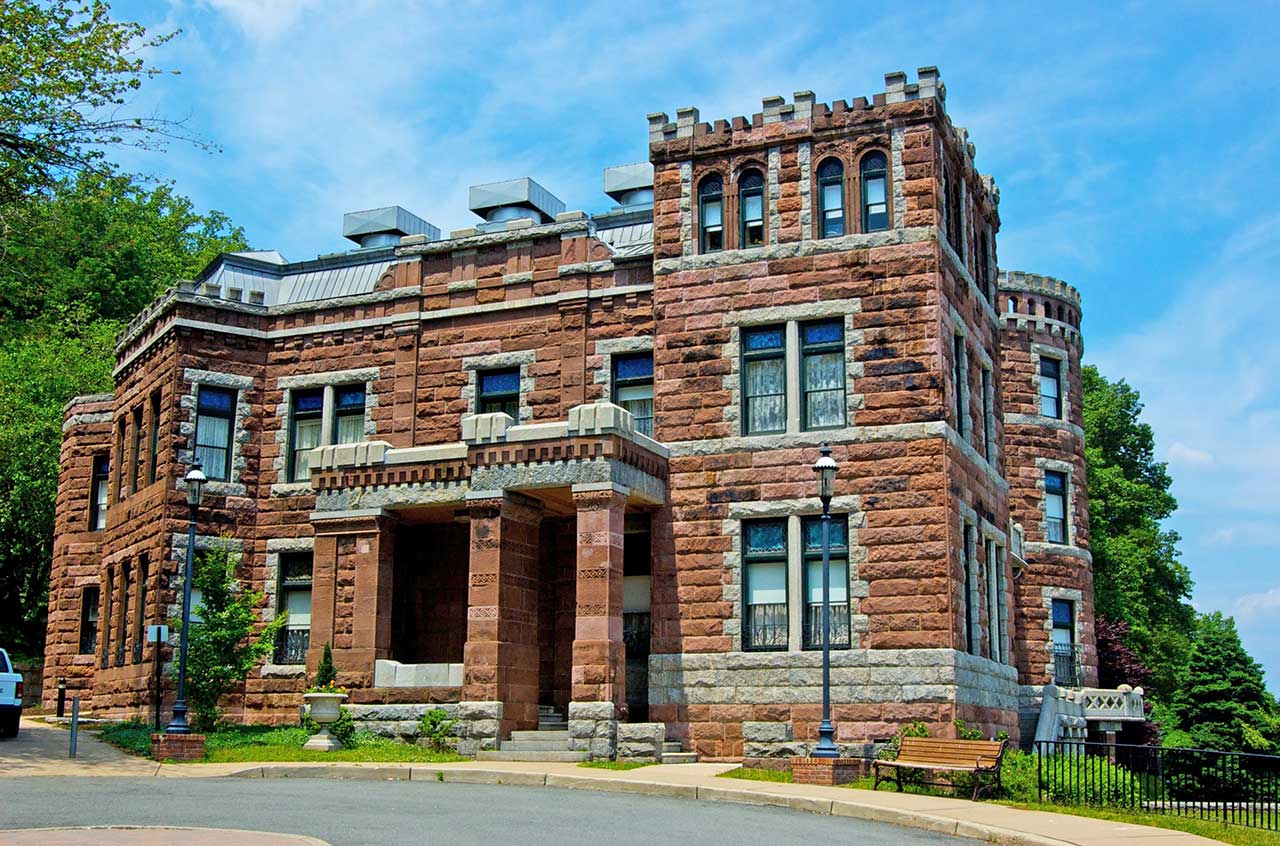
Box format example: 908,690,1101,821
596,221,653,258
196,250,395,306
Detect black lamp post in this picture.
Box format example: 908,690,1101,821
166,459,205,735
812,443,840,758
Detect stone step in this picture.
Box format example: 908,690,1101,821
475,750,589,763
510,730,569,742
498,739,570,752
538,722,568,731
662,741,682,753
661,752,699,764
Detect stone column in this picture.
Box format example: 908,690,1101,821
570,484,627,714
310,511,395,687
463,492,543,735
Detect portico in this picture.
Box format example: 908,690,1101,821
303,403,666,737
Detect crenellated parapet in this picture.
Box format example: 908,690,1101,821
997,270,1083,349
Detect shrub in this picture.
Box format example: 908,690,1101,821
310,642,339,692
304,706,355,748
417,708,456,752
1038,751,1143,808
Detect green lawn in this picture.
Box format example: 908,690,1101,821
578,760,655,771
717,766,794,783
95,720,467,764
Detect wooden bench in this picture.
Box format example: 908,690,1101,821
872,736,1007,800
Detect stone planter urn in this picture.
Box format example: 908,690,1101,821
302,692,347,751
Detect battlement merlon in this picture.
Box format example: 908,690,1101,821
998,270,1083,311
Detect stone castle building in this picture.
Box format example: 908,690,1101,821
44,68,1139,760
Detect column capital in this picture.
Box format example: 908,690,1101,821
571,483,629,511
466,489,544,523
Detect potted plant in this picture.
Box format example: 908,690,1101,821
303,642,348,751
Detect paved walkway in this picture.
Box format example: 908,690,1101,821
0,718,1224,846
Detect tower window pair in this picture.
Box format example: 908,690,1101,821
697,170,764,252
815,152,889,239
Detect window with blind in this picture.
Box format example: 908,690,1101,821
289,389,323,482
89,454,109,531
275,552,313,664
334,385,366,444
698,175,723,253
1040,357,1062,418
194,387,236,481
613,353,654,437
817,158,845,238
742,326,786,434
801,515,850,650
801,320,845,430
861,151,888,232
478,369,520,417
743,520,788,650
1045,471,1068,543
739,169,765,247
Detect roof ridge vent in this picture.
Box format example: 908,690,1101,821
343,206,439,249
469,177,565,228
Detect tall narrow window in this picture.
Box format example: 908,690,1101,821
817,158,845,238
148,390,161,484
946,174,963,254
1039,357,1062,418
698,175,723,253
1045,471,1068,543
333,385,366,444
738,169,765,247
981,368,994,463
742,326,786,434
275,552,313,664
743,520,787,650
89,455,109,531
613,353,654,437
478,368,520,417
194,387,236,481
962,524,976,655
133,555,148,664
288,389,322,482
860,151,888,232
801,320,845,430
802,516,850,650
115,419,126,501
115,563,129,666
100,569,113,668
953,335,967,437
978,231,992,302
1051,598,1077,686
131,406,143,493
78,586,100,654
985,539,1000,661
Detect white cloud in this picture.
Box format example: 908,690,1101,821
1236,588,1280,622
1166,443,1214,468
200,0,320,41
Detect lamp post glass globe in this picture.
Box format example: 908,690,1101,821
812,443,841,759
184,461,206,508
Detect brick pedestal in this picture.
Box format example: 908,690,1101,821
151,733,206,761
790,756,868,786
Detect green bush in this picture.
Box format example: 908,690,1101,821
417,708,456,752
303,706,355,748
98,720,154,757
1038,752,1143,808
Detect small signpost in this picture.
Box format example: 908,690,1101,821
148,624,169,731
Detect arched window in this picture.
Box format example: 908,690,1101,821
1007,297,1017,314
739,169,765,247
817,158,845,238
698,175,724,253
860,151,888,232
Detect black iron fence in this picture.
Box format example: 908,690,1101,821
1036,740,1280,832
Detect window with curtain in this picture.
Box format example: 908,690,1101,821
801,515,850,650
275,552,313,664
478,368,520,417
743,519,787,650
860,151,888,232
738,169,765,247
131,406,143,493
89,454,109,531
817,158,845,238
79,586,99,654
194,387,235,481
289,389,323,482
801,320,845,430
148,390,161,484
613,353,654,437
698,175,723,253
1045,471,1068,543
1040,357,1062,418
334,385,366,444
742,326,786,434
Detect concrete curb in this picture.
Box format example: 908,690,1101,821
222,764,1076,845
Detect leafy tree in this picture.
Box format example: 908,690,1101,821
182,540,285,731
1081,365,1195,699
1168,613,1276,752
0,0,209,204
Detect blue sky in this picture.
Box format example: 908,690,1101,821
110,1,1280,688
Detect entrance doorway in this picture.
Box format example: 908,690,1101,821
623,513,652,722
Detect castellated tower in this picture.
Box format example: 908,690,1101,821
996,271,1096,739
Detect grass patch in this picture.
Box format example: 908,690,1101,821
717,766,794,783
578,760,655,771
94,720,468,764
995,801,1280,846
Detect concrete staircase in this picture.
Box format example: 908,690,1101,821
475,706,588,763
661,739,698,764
